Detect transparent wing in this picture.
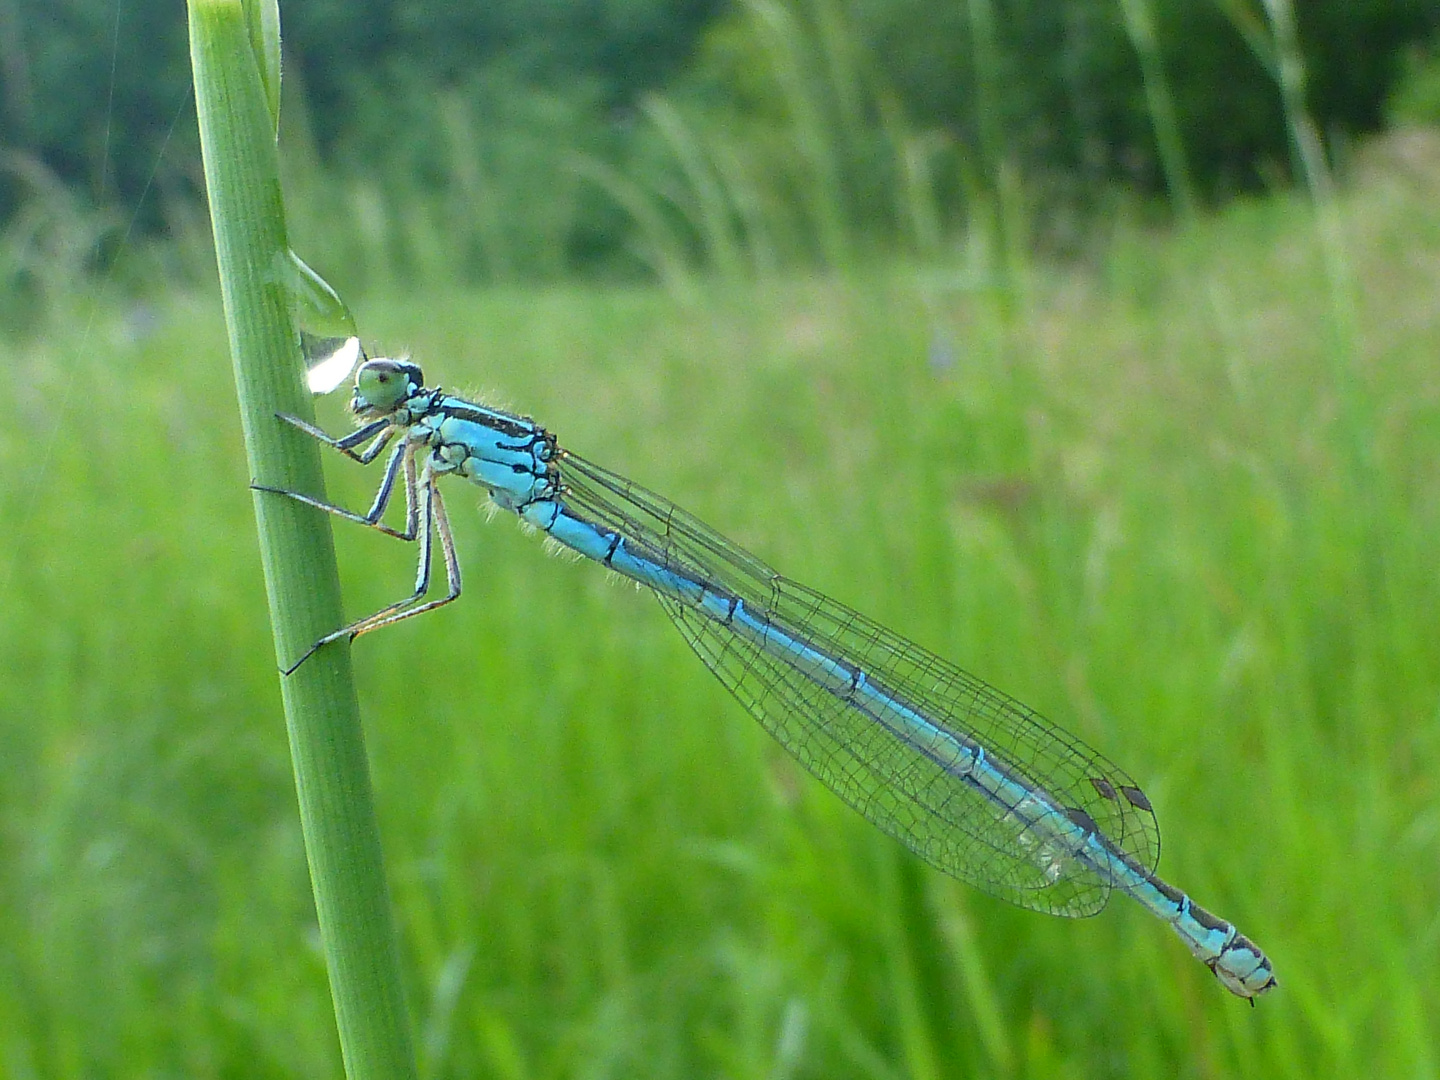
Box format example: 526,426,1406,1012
557,450,1161,916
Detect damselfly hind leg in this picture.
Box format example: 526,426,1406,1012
262,470,462,675
335,479,463,641
255,409,463,673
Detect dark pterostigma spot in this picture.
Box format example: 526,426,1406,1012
1120,785,1152,811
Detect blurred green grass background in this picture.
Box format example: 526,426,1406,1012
2,122,1439,1078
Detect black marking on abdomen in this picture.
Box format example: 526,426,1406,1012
1150,877,1184,905
1186,899,1231,933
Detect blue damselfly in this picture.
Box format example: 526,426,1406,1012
257,352,1277,1000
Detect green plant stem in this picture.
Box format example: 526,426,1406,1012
1118,0,1197,220
188,2,418,1077
746,0,851,270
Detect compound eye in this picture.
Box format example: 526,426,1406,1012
354,358,416,411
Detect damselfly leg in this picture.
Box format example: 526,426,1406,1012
254,414,463,673
280,413,394,462
332,476,461,643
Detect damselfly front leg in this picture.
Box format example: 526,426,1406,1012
280,413,394,462
252,414,417,540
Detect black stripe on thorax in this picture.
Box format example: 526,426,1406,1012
435,399,539,441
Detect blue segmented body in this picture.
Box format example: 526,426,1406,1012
271,355,1276,1000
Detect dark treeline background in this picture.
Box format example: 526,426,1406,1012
1,0,1437,286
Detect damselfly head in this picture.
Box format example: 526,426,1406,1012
352,357,426,416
